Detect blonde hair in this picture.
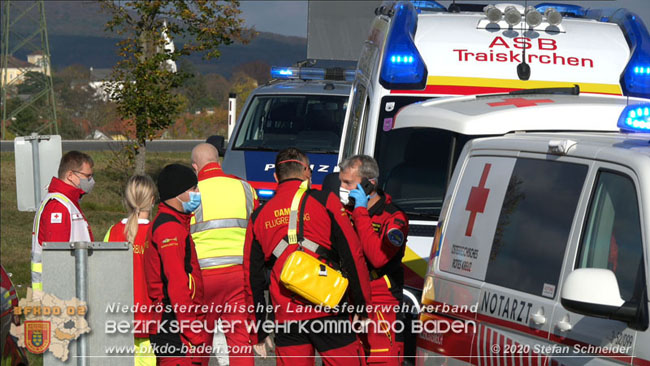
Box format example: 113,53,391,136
123,175,157,243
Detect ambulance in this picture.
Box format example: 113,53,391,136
417,102,650,365
222,67,352,201
339,0,650,305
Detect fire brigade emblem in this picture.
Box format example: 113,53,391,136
25,320,51,354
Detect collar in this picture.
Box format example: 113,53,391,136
275,179,307,195
368,191,388,217
157,202,192,225
48,177,84,204
198,162,236,181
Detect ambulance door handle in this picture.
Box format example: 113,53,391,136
556,319,572,333
531,313,546,325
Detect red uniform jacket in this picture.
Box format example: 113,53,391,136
38,177,94,244
350,192,408,305
105,219,152,337
145,203,206,346
243,179,372,344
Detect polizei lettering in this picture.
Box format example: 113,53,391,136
263,164,336,173
479,291,533,324
453,36,594,68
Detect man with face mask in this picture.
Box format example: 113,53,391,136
339,155,409,366
145,163,207,365
31,151,95,291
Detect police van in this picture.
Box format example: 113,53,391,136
340,0,650,305
221,67,353,200
416,102,650,364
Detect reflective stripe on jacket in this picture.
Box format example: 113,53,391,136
31,192,91,291
190,163,258,270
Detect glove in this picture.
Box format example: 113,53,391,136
349,183,369,209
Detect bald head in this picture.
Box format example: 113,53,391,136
191,143,219,173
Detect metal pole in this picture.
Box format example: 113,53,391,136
74,241,89,366
228,93,237,140
30,132,41,205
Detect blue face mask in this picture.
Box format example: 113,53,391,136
178,191,201,213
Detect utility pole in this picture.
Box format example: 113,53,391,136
1,0,58,139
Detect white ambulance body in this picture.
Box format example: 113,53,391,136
417,103,650,365
340,1,650,299
387,92,648,308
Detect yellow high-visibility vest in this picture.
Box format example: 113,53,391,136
190,174,256,270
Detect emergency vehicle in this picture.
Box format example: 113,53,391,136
417,103,650,365
221,67,353,200
340,0,650,305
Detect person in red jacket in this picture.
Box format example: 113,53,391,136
145,164,207,366
31,151,95,291
104,175,157,366
243,147,372,366
339,155,409,365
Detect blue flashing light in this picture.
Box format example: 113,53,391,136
270,67,330,81
618,104,650,132
411,1,446,13
257,189,275,199
379,2,428,90
535,3,586,18
585,8,650,98
271,67,297,79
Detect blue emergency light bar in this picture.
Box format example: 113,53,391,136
270,67,355,82
379,2,428,90
257,189,275,199
618,104,650,132
411,0,446,13
535,3,586,18
583,8,650,98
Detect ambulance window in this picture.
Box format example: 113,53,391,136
577,171,644,302
485,158,588,298
342,83,367,158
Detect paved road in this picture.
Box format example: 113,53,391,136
0,139,205,152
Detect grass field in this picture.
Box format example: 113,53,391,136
0,150,191,297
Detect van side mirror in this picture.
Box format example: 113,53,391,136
206,135,226,158
561,268,638,325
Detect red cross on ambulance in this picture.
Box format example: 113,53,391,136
465,163,491,237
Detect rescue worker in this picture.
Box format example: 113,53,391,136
104,175,157,366
243,147,372,366
31,151,95,291
339,155,409,365
189,143,257,366
145,164,207,365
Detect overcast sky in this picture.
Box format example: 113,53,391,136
239,0,650,37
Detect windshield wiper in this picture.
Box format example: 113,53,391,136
237,146,278,151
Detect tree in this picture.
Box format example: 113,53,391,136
101,0,249,174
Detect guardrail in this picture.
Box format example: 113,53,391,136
0,139,205,152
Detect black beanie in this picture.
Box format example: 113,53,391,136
157,164,198,201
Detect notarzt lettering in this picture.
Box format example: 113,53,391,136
479,291,533,324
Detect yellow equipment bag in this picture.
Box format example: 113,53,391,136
273,181,349,308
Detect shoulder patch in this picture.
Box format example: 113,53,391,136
162,237,178,244
50,212,63,224
386,228,404,247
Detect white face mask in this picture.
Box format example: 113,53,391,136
339,187,351,206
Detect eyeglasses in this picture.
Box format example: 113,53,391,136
73,171,93,180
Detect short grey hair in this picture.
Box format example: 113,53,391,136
339,155,379,181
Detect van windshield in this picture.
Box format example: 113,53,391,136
233,95,348,153
375,127,476,221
